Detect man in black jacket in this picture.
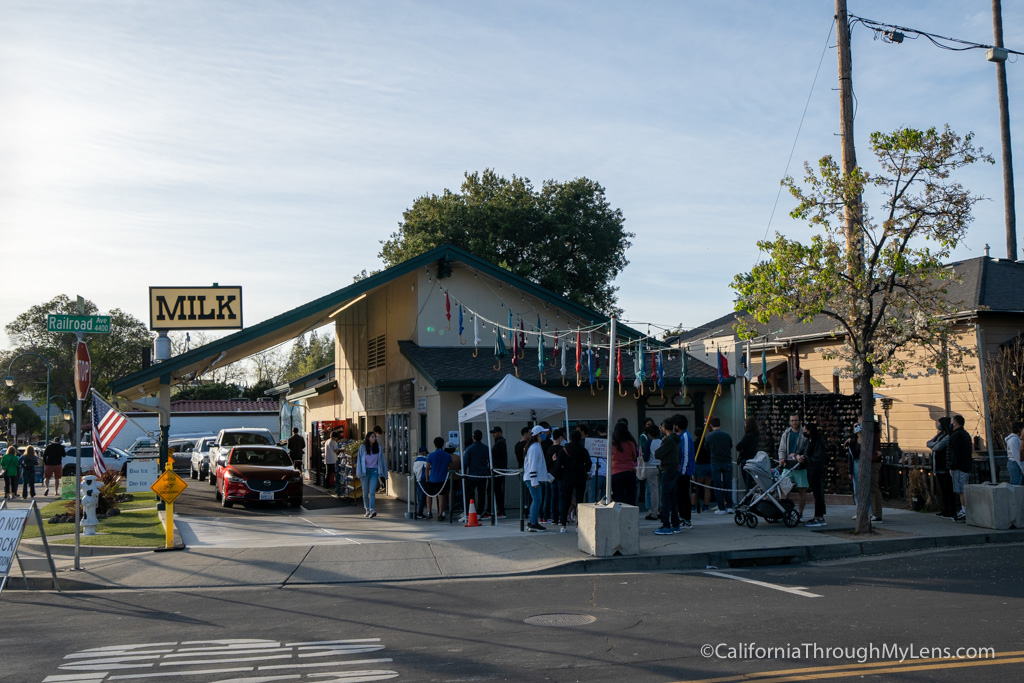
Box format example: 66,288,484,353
654,419,682,534
488,426,508,518
947,414,973,523
42,438,65,496
287,428,305,468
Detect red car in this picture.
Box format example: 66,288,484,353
215,445,303,509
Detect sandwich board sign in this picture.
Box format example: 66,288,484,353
0,503,60,595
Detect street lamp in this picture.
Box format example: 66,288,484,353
5,352,52,445
50,395,74,426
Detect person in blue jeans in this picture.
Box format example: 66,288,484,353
356,432,388,518
523,425,551,531
704,417,734,513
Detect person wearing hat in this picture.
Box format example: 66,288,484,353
488,426,507,518
464,430,491,519
523,425,552,531
413,446,431,519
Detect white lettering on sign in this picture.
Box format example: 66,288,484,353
45,639,398,682
0,510,31,577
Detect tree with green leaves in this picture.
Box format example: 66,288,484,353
732,126,991,533
380,169,633,314
283,330,334,382
2,295,152,406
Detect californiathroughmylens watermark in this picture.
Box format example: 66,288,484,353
700,643,996,664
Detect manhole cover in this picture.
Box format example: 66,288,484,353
524,613,597,627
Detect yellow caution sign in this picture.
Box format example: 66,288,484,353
151,469,187,504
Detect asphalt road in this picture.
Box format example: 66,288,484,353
3,544,1023,682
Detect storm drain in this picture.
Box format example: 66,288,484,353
524,613,597,627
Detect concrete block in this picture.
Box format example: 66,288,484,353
1010,485,1024,527
577,502,639,557
965,483,1016,530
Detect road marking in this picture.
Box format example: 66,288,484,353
702,571,822,598
48,639,398,682
298,517,340,536
676,649,1024,683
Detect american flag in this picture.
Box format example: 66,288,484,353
92,393,127,473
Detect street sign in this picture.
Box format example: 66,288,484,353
74,342,91,400
127,457,159,493
150,469,188,504
47,314,111,334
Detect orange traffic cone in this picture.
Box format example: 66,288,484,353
464,498,482,527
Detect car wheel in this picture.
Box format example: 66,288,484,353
209,469,217,485
189,465,196,480
214,484,221,501
221,490,233,508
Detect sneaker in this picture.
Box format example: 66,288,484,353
363,510,370,518
682,520,692,528
714,509,730,515
527,523,546,531
804,519,825,528
870,516,883,523
672,526,683,533
438,514,446,522
559,525,567,533
653,527,674,535
644,513,659,521
726,507,735,514
497,514,508,520
527,524,538,532
415,513,426,520
426,512,433,519
370,510,377,518
954,513,966,523
43,488,50,496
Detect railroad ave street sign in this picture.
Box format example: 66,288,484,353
47,314,111,334
150,469,188,504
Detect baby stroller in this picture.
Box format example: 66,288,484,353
733,451,802,529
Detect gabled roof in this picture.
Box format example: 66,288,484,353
111,244,643,397
125,399,279,415
679,256,1019,347
398,340,722,391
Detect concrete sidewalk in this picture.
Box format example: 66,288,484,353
11,501,1024,591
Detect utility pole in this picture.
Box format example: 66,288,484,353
835,0,862,271
992,0,1017,260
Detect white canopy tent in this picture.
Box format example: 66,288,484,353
457,374,570,524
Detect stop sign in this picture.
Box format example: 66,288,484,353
75,341,91,399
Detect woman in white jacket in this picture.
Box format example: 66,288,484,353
523,425,551,531
356,432,388,518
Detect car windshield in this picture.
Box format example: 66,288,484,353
222,432,272,446
199,438,216,450
229,449,291,467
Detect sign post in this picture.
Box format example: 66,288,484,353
151,458,187,550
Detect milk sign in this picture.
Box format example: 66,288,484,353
74,341,91,400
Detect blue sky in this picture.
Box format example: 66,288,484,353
1,1,1021,350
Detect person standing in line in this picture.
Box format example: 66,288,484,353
692,421,713,512
559,429,591,529
425,436,452,522
844,418,862,499
488,426,508,518
413,446,431,519
868,418,884,523
928,417,956,519
523,425,551,531
42,437,65,496
2,446,19,499
514,426,531,468
547,429,570,532
356,431,387,518
640,423,662,521
324,431,340,492
463,430,491,518
736,418,760,492
777,413,809,519
653,419,681,535
609,422,639,505
1004,421,1023,486
287,427,305,469
948,414,973,523
674,414,695,528
705,417,734,514
19,445,39,499
800,423,828,527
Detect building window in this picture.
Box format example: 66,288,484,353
833,373,840,394
367,334,386,369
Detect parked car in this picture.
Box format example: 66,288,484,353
189,436,218,480
61,446,133,476
215,445,302,508
208,428,276,485
0,441,8,453
126,436,159,454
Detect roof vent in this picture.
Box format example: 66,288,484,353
984,243,990,258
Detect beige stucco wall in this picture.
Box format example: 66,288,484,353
749,320,1024,452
